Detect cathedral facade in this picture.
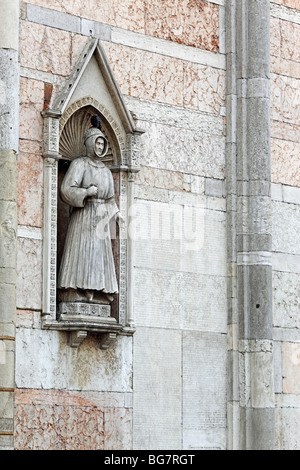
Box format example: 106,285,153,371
0,0,299,450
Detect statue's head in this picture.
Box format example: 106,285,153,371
84,115,108,158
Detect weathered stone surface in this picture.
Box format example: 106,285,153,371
144,0,219,52
280,19,300,62
0,1,19,451
0,341,14,388
0,50,19,152
237,195,272,235
271,15,300,63
15,401,105,450
19,77,44,142
70,34,90,69
273,251,300,274
0,0,19,50
282,184,300,204
0,284,16,325
15,328,132,392
132,198,227,277
0,391,14,424
16,309,40,329
26,3,81,34
124,95,225,134
0,151,17,202
0,200,17,269
184,62,225,115
242,408,275,450
135,166,189,192
275,407,300,450
272,0,300,9
272,201,300,254
16,237,42,310
26,0,220,49
239,342,275,408
271,55,300,79
104,42,184,106
271,74,300,125
270,17,281,57
104,407,133,450
134,268,227,333
133,327,182,450
20,21,72,76
271,119,300,144
17,141,43,227
15,387,129,408
111,28,226,70
282,342,300,393
104,42,225,112
137,120,225,178
25,0,80,14
14,388,133,450
103,0,145,33
182,331,227,450
273,271,300,329
271,138,300,187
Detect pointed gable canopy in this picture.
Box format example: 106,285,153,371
42,38,144,169
48,38,137,134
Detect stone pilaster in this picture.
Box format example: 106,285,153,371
226,0,275,449
0,0,20,450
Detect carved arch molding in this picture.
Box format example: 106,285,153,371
41,39,144,348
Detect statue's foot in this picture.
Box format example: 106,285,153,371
105,293,114,303
85,290,94,302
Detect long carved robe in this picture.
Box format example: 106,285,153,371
58,156,119,294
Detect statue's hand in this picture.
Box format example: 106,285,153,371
87,185,98,197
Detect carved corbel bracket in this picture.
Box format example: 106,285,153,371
69,330,87,348
69,331,117,349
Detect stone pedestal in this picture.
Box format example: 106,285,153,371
59,302,112,319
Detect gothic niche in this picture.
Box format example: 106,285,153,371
57,106,121,327
41,38,144,348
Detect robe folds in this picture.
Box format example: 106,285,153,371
58,156,119,294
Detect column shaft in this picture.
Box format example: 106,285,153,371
0,0,20,450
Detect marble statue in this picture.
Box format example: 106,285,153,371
58,115,123,304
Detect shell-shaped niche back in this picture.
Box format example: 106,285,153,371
59,106,114,165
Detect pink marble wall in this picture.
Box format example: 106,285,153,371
21,22,72,77
14,389,132,450
17,140,43,228
270,15,300,188
19,77,44,141
18,78,44,227
272,0,300,9
104,42,225,113
26,0,219,51
144,0,219,52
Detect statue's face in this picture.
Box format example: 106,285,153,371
95,137,105,157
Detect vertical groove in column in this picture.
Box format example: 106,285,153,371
0,0,20,451
226,0,275,450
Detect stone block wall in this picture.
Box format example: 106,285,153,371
270,0,300,450
15,0,227,450
12,0,300,450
